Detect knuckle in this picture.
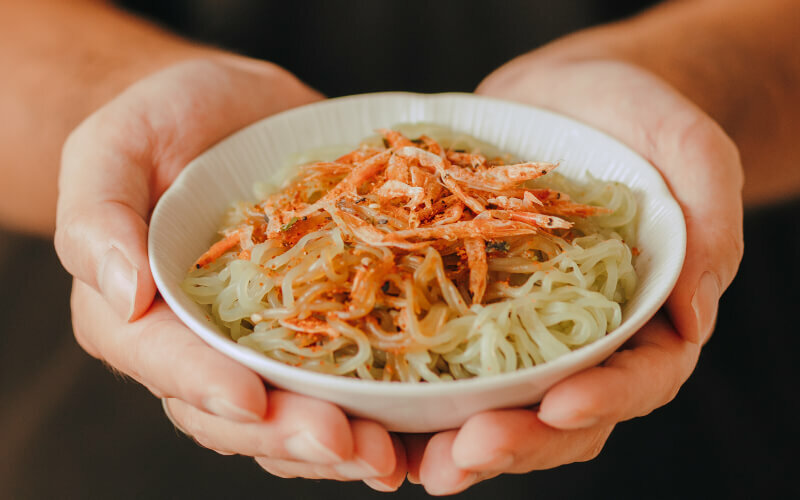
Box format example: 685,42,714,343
690,222,742,291
670,112,736,165
718,227,745,283
69,288,99,358
703,219,744,268
52,208,85,269
52,225,69,263
128,318,182,393
54,205,102,280
643,337,697,410
60,113,112,180
670,343,701,396
659,110,745,192
60,122,90,165
582,438,607,462
54,223,85,277
608,343,681,418
577,428,612,463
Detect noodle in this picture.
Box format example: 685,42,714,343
182,126,638,382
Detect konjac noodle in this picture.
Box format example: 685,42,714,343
183,126,638,382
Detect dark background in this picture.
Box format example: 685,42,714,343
2,1,797,498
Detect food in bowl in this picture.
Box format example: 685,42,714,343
182,126,638,382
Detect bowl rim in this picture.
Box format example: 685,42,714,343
149,91,686,398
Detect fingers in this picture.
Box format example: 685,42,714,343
418,431,500,496
659,116,743,344
167,393,405,486
363,435,408,492
253,420,397,481
74,278,403,485
416,313,697,495
55,103,165,320
56,185,155,322
478,59,744,344
165,393,353,464
631,96,742,345
71,279,266,421
417,414,611,495
402,433,430,485
55,57,322,321
538,313,700,429
451,411,614,473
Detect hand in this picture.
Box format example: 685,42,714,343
55,56,405,491
406,58,744,495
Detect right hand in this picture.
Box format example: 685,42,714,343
405,56,744,495
55,56,405,491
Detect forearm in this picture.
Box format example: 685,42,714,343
0,0,210,235
484,0,800,206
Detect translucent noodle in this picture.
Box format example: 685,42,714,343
183,126,638,382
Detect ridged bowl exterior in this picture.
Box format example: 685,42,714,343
149,93,686,432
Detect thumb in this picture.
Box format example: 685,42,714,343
55,56,323,320
55,127,155,320
658,117,743,344
480,59,743,344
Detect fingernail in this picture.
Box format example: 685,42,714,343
204,397,261,422
561,414,600,429
364,478,399,492
333,458,380,479
98,247,137,321
456,451,514,471
691,272,720,344
161,398,190,436
284,431,344,464
539,407,599,429
426,472,478,496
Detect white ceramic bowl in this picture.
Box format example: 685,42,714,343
149,92,686,432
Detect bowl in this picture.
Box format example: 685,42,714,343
148,92,686,432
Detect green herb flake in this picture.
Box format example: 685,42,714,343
280,217,299,232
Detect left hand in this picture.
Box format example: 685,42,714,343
407,57,744,495
55,56,405,491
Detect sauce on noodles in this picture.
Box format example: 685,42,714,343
183,127,638,382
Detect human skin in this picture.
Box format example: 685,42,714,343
1,0,798,495
408,59,742,494
58,57,408,490
5,0,406,491
408,0,799,494
0,0,203,235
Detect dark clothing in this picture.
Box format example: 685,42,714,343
117,0,653,97
3,1,796,498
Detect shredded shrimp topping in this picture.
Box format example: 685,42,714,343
185,128,637,382
194,129,599,271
